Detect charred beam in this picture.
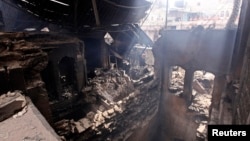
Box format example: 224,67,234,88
91,0,101,26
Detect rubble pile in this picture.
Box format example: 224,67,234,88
0,32,159,140
75,83,159,141
88,69,135,102
54,47,160,141
169,66,185,94
189,72,215,115
168,68,215,140
192,72,215,140
128,47,155,86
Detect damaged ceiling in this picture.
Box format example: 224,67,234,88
1,0,250,141
8,0,151,27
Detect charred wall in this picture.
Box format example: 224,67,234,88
232,26,250,124
232,43,250,124
228,0,250,125
41,41,85,100
0,32,52,123
84,38,102,76
0,32,87,125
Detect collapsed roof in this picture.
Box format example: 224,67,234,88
8,0,151,27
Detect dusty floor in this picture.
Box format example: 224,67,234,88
128,68,214,141
0,97,60,141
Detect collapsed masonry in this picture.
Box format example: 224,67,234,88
0,32,159,141
151,28,238,141
55,66,159,141
169,68,215,139
54,46,159,140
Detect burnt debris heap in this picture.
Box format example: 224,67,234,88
0,0,161,140
0,31,159,140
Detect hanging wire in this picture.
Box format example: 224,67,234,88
139,0,157,27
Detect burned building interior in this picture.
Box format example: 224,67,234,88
0,0,250,141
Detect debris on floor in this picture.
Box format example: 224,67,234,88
0,90,27,122
168,67,215,140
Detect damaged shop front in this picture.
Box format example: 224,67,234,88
0,0,160,139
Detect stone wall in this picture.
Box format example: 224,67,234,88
232,36,250,124
230,2,250,124
0,32,52,123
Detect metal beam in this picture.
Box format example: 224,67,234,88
91,0,101,26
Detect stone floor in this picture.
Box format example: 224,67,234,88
0,97,60,141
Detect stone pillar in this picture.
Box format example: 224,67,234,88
183,69,194,104
100,39,109,69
